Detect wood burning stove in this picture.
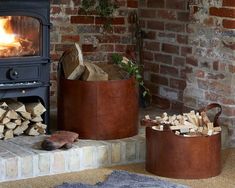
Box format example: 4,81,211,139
0,0,51,127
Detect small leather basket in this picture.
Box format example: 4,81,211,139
145,103,222,179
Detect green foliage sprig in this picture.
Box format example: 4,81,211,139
111,54,151,98
81,0,118,29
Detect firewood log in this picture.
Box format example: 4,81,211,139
0,102,8,108
201,111,211,125
31,116,43,122
5,100,26,112
13,126,24,136
0,117,10,124
13,119,22,126
4,129,14,140
19,111,31,120
13,120,29,135
0,124,4,133
25,102,46,116
0,108,6,120
80,62,108,81
26,126,40,136
213,127,222,132
35,122,47,134
5,122,17,129
60,43,85,80
5,110,19,120
0,133,3,139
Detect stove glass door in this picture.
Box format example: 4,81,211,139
0,16,40,58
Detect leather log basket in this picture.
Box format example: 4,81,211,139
57,63,139,140
146,103,222,179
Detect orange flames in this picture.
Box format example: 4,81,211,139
0,17,21,50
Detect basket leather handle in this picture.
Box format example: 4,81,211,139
198,103,222,127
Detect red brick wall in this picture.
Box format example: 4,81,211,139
186,0,235,146
50,0,138,108
139,0,190,111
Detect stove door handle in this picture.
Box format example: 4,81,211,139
8,68,19,80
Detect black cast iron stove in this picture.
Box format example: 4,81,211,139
0,0,51,127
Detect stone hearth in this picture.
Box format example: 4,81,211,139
0,127,145,183
0,107,229,183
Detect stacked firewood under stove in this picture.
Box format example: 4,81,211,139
141,110,222,137
0,100,46,140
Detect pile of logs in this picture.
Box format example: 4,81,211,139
0,100,47,140
141,110,222,137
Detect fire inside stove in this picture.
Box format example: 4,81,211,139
0,16,40,58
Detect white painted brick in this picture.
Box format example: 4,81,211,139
0,158,5,180
20,155,33,178
80,146,95,169
125,140,137,161
111,142,121,164
38,153,50,175
67,148,80,171
96,145,110,167
138,140,146,161
5,157,18,179
52,151,65,173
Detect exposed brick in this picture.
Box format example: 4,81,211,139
55,44,74,51
165,23,185,32
207,73,225,80
145,31,156,40
144,41,160,51
229,65,235,73
143,51,154,61
144,82,159,94
173,57,185,66
155,53,172,64
209,7,235,18
100,44,114,52
171,101,184,112
160,65,178,77
170,78,186,90
147,21,164,30
114,26,126,34
97,35,121,43
151,95,171,109
82,44,97,52
177,34,188,44
144,62,160,73
115,45,126,52
157,10,177,20
65,8,78,15
223,0,235,7
166,0,186,10
61,35,80,42
151,74,169,86
195,70,205,78
127,0,138,8
223,19,235,29
203,17,214,27
186,57,198,66
147,0,164,8
162,43,179,54
71,16,94,24
197,79,208,90
213,61,219,71
95,17,125,25
177,11,190,22
180,68,187,79
50,6,62,14
181,46,192,56
139,9,156,18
